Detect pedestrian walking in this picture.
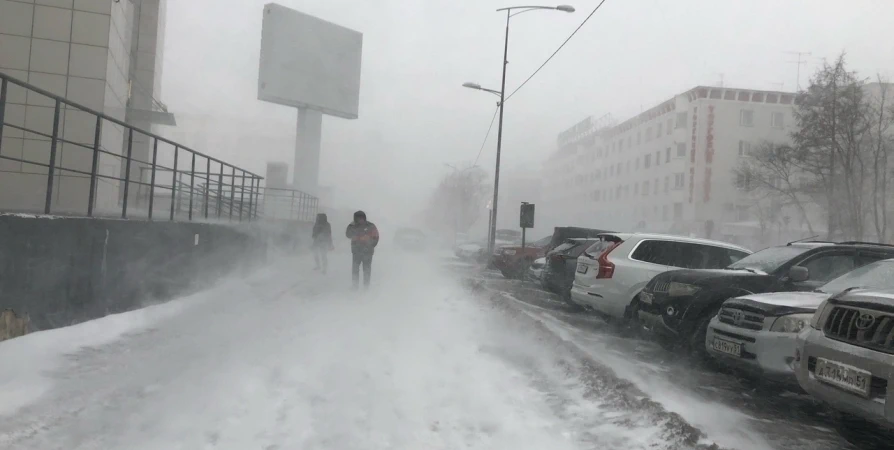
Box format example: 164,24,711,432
345,210,379,289
312,213,334,273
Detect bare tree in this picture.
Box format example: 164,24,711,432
423,165,489,238
739,54,894,241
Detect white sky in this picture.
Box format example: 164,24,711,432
161,0,894,222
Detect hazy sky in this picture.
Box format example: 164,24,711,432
161,0,894,222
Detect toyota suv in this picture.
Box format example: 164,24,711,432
796,288,894,428
639,241,894,354
707,258,894,387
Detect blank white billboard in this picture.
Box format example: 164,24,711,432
258,3,362,119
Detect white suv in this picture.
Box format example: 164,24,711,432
570,233,751,320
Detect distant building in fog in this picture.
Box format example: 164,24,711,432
543,86,808,248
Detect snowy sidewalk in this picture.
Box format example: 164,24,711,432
0,250,591,450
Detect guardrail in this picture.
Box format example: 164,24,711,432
0,72,278,222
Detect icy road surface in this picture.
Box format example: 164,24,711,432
2,249,783,450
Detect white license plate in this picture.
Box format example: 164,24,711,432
712,338,742,357
576,264,588,274
639,292,653,304
815,358,872,397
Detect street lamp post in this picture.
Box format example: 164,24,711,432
464,4,574,255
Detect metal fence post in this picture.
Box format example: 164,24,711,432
0,79,7,144
217,164,224,218
188,152,196,221
238,171,246,222
229,166,236,221
204,158,210,219
170,145,179,221
121,128,134,218
44,100,61,214
86,116,102,216
148,138,158,220
246,176,255,222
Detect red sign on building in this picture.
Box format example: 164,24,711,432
705,105,715,164
704,167,712,202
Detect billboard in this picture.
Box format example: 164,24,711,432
258,3,363,119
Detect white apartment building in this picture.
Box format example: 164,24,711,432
542,86,804,247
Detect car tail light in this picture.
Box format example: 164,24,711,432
596,241,622,279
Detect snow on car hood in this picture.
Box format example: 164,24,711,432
723,291,828,316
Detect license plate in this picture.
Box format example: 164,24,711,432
639,292,653,304
815,358,872,397
576,264,588,274
712,338,742,357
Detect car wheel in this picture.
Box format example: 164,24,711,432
688,307,720,359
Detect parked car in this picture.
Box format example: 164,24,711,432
707,258,894,387
455,241,485,261
639,241,894,354
493,235,552,278
528,257,546,281
795,287,894,428
570,233,751,322
493,226,611,279
394,227,426,250
542,238,601,297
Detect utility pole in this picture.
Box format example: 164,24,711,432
784,51,812,92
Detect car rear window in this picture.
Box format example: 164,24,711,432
568,240,599,257
584,239,619,258
551,242,577,254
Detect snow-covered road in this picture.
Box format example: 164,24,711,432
0,249,816,449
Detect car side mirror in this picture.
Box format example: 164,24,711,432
789,266,809,283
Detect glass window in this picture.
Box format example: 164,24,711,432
666,147,671,163
771,112,784,128
799,253,856,282
673,202,683,220
727,245,814,273
676,112,688,129
664,176,670,193
643,181,650,196
656,151,661,166
676,143,687,157
674,173,685,189
821,260,894,293
657,123,663,136
584,238,620,258
644,154,651,168
740,109,754,127
662,205,669,220
738,140,752,157
667,118,673,134
631,240,678,265
636,132,641,145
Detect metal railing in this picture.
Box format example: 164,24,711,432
0,72,271,222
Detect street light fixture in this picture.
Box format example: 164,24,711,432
464,4,574,255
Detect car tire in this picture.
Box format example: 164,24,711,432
688,307,721,359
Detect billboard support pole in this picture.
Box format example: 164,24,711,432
294,107,322,195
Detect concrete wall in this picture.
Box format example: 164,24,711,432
0,214,269,334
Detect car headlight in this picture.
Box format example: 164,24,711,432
503,249,516,255
770,313,813,333
667,282,700,297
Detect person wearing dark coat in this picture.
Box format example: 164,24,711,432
345,210,379,289
312,213,334,273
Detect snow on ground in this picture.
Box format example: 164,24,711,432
1,247,716,450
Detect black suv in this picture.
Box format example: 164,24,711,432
638,241,894,353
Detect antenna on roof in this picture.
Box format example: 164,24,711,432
787,235,820,246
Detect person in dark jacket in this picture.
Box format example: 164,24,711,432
345,210,379,289
312,213,334,273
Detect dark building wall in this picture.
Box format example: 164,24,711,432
0,215,269,332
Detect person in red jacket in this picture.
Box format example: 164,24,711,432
345,210,379,289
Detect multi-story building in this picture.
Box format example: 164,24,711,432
542,86,802,247
0,0,169,215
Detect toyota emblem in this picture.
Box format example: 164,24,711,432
855,313,876,330
731,310,746,326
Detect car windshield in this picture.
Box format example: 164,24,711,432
820,260,894,293
726,245,814,273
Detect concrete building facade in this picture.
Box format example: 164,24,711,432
0,0,168,215
542,86,803,247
